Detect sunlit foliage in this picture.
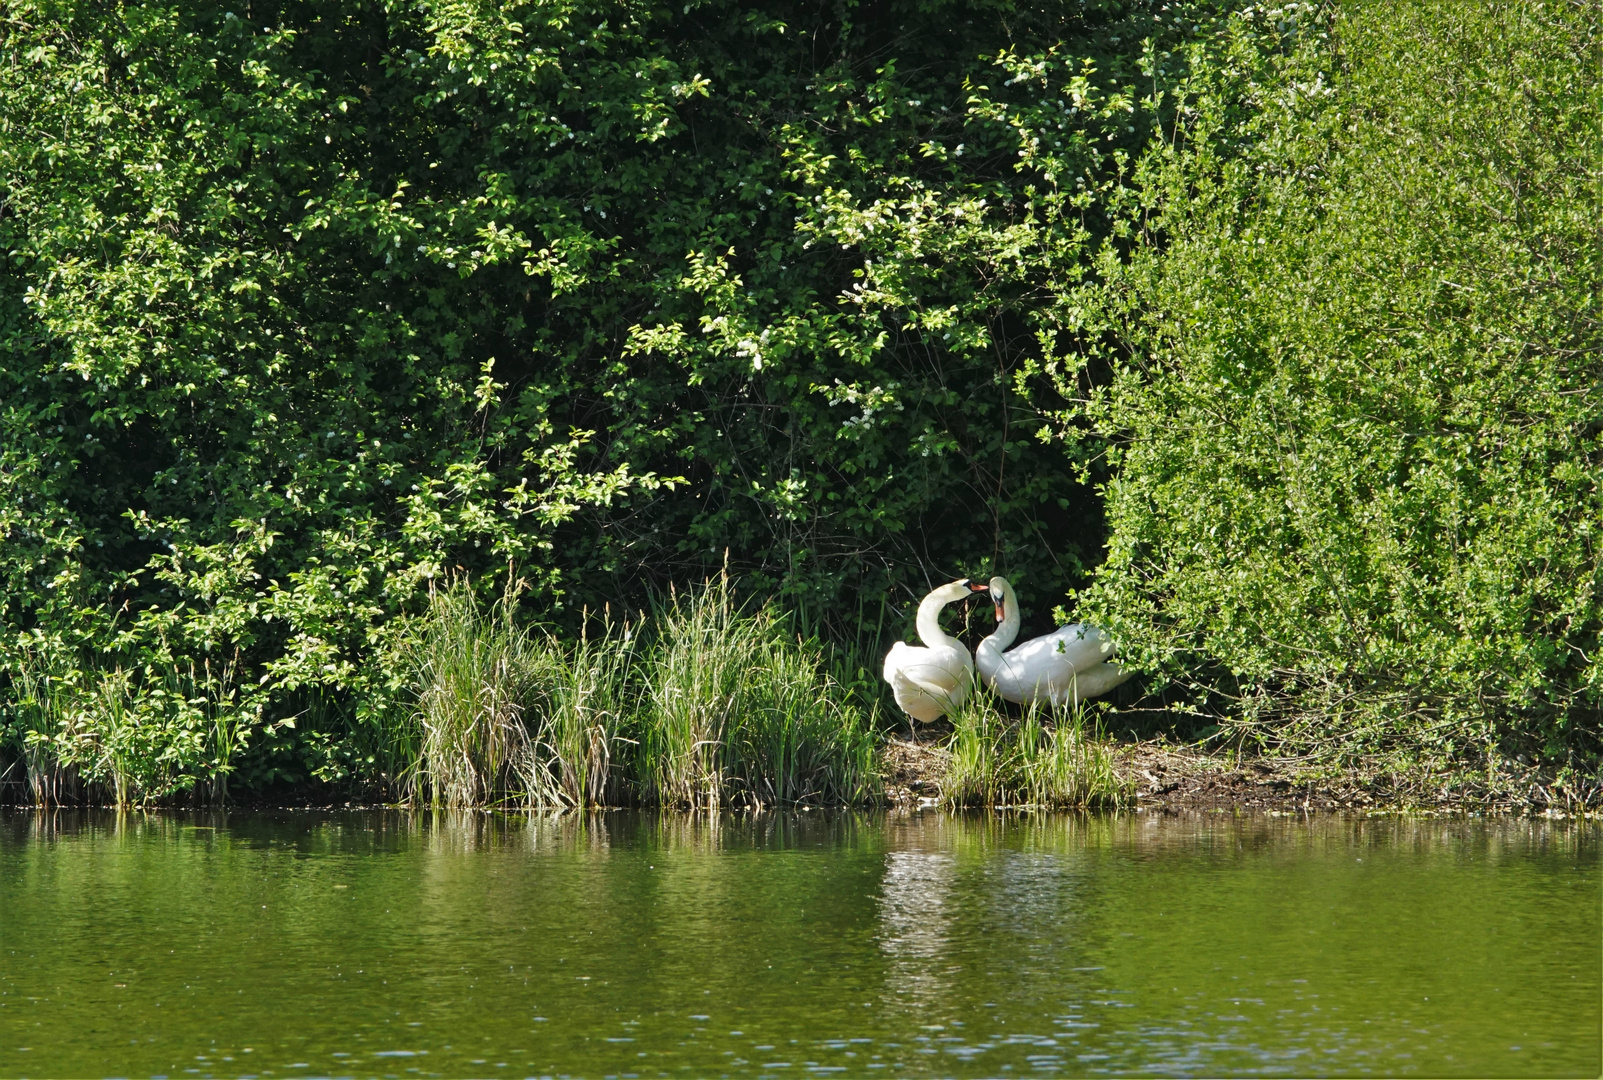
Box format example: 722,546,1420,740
1075,0,1601,775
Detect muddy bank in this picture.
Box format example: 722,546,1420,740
881,730,1600,816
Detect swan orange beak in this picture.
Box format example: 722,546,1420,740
994,603,1004,622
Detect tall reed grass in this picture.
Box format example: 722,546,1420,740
7,653,83,805
404,583,551,808
402,578,879,809
535,612,637,808
640,577,878,808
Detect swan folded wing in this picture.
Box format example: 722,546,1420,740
988,653,1064,704
906,652,969,683
993,655,1130,706
882,640,914,683
1007,623,1114,674
1059,660,1132,702
988,625,1119,704
890,668,960,712
884,643,970,721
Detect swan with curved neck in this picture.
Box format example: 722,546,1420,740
882,579,976,723
972,576,1131,706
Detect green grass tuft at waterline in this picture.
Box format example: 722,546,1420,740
942,692,1131,811
403,577,890,809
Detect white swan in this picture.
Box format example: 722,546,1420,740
972,576,1131,706
882,579,976,722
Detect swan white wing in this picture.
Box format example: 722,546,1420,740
1006,623,1114,674
1056,661,1132,704
884,642,971,722
883,640,915,683
987,625,1121,705
888,667,963,722
885,643,940,722
987,645,1068,704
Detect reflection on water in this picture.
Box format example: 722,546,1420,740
0,809,1597,1078
879,849,957,1010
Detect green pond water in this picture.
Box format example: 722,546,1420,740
0,811,1596,1079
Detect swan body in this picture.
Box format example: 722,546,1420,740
882,579,976,722
973,576,1132,707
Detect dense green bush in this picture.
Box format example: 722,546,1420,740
1,0,1220,796
3,0,1593,803
1073,0,1602,775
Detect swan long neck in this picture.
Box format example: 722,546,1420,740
975,578,1021,681
915,589,960,649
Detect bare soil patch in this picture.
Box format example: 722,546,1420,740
882,733,952,805
881,729,1598,815
1117,741,1360,812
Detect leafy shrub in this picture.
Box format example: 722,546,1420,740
1073,0,1601,772
3,646,254,805
0,0,1221,794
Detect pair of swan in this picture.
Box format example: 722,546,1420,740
881,576,1130,722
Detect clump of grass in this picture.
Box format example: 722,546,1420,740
81,667,141,807
7,655,148,806
402,576,877,810
405,582,555,808
407,583,641,810
640,576,879,809
533,611,638,808
4,649,252,807
6,649,83,806
943,690,1129,809
729,628,879,807
943,690,1002,807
